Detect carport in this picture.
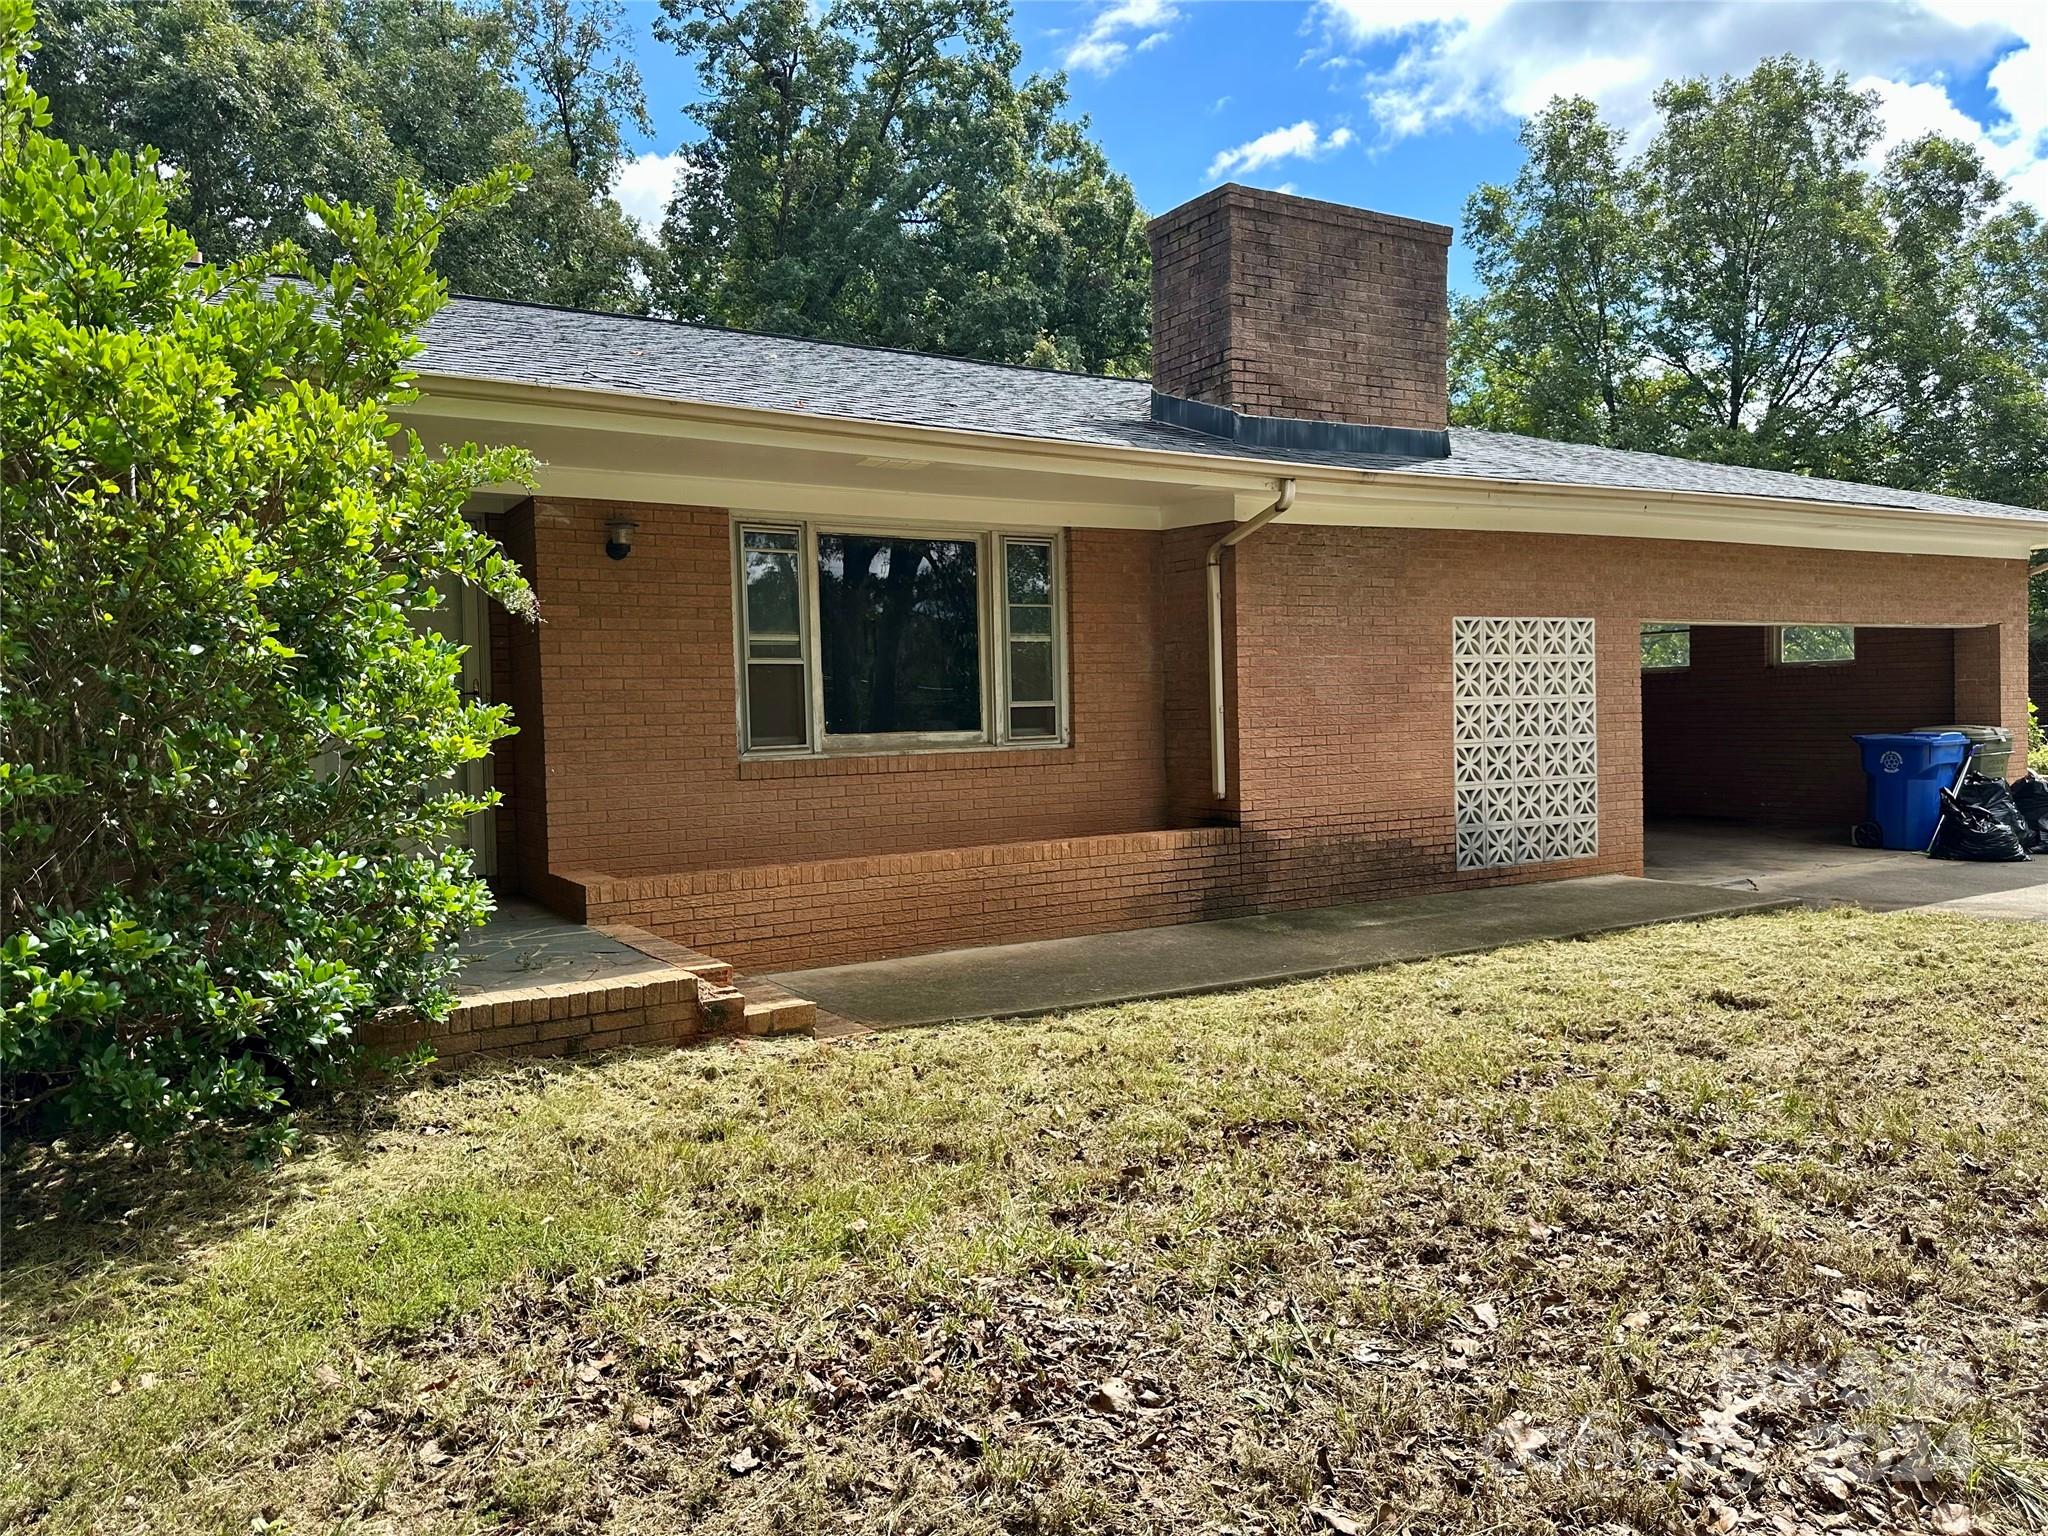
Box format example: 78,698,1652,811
1639,619,2010,868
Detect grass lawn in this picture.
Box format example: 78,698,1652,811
5,907,2048,1536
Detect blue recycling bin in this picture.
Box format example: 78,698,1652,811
1853,732,1970,850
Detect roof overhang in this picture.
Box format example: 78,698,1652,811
400,372,2046,563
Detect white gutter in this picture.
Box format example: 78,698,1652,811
1207,478,1297,801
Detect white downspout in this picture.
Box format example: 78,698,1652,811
1207,478,1297,802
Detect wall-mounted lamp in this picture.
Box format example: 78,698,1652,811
604,517,640,561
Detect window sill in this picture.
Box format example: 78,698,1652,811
739,741,1073,779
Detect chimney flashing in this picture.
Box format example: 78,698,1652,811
1150,389,1451,460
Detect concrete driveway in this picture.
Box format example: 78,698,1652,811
1643,820,2048,920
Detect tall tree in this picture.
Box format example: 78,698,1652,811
30,0,656,308
1859,135,2048,508
654,0,1149,374
1638,57,1887,468
1456,55,2048,519
1452,97,1654,447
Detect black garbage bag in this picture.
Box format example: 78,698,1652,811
1929,787,2030,862
2010,771,2048,854
1956,772,2032,846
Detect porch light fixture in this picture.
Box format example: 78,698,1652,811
604,517,639,560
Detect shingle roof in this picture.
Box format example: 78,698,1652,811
418,296,2048,527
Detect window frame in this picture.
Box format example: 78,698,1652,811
1772,624,1857,667
1638,621,1692,673
994,534,1069,747
731,516,1070,759
733,521,813,753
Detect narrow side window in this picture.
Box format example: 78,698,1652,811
1000,537,1061,741
739,524,809,749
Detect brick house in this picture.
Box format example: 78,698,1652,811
401,184,2046,972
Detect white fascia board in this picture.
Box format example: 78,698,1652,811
410,373,2045,561
1277,483,2039,560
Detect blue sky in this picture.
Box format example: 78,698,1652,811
611,0,2047,294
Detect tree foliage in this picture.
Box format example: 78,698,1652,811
1455,57,2048,515
1455,98,1652,446
653,0,1150,374
1,0,534,1144
30,0,656,309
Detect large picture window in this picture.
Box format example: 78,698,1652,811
734,520,1067,755
818,533,982,737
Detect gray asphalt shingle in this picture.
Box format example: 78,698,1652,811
418,296,2048,526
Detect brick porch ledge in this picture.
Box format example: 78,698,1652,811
553,824,1248,971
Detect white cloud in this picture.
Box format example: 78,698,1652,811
1207,121,1355,181
1314,0,2046,208
1859,70,2048,201
1064,0,1181,76
612,150,688,238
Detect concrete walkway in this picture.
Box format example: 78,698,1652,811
764,874,1789,1029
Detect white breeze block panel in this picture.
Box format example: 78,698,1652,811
1451,617,1599,872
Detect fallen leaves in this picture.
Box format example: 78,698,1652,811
1087,1377,1135,1415
16,910,2046,1535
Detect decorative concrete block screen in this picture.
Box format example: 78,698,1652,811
1451,617,1599,871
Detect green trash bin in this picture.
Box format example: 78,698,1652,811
1914,724,2013,781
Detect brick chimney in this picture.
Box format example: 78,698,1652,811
1147,183,1452,457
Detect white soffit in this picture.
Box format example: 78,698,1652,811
404,379,2042,561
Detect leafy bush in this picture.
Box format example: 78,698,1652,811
2029,700,2045,775
0,0,534,1146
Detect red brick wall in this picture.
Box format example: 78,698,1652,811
502,499,2031,969
1641,626,1957,825
522,500,1175,880
1219,527,2029,914
1148,185,1452,431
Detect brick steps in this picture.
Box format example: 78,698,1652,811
734,978,817,1036
598,914,828,1039
697,981,746,1030
382,914,832,1068
601,919,823,1038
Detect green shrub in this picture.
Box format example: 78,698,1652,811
0,0,534,1145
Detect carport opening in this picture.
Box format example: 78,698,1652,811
1640,623,1977,879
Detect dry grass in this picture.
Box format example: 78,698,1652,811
4,906,2048,1536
